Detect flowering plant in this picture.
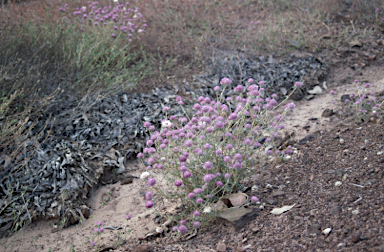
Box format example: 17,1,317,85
138,78,300,234
331,79,383,121
59,1,146,42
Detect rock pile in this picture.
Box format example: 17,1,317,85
190,50,328,101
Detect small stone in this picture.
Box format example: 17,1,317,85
217,207,260,230
352,209,360,215
335,181,342,186
251,227,260,233
304,95,315,100
339,138,345,144
323,228,332,236
298,134,315,144
133,244,155,252
236,248,246,252
341,94,353,102
322,109,334,117
270,190,285,197
350,41,363,47
216,243,227,252
308,86,322,95
351,232,361,243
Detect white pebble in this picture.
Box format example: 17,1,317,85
322,228,332,235
251,185,258,191
335,181,342,186
339,138,345,144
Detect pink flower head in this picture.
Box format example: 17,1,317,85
178,225,188,233
365,83,370,88
137,153,144,158
143,121,151,127
163,106,170,112
233,153,242,160
203,161,213,169
294,82,302,88
206,126,214,133
145,200,154,208
179,155,187,162
179,165,188,172
174,180,183,187
203,143,213,149
224,173,231,178
203,174,213,182
248,78,254,83
220,77,232,85
183,171,192,178
215,149,223,156
147,157,155,164
184,140,193,147
244,138,252,145
193,210,201,216
234,162,242,169
258,81,265,86
194,221,201,228
251,196,259,202
234,85,244,92
144,191,154,200
284,102,296,110
196,198,203,204
125,214,132,220
223,156,231,162
147,178,156,186
146,140,153,146
225,144,233,150
97,221,103,226
354,79,359,83
188,193,196,199
214,86,220,91
215,121,224,129
193,188,203,194
228,113,238,120
216,181,223,187
330,90,335,95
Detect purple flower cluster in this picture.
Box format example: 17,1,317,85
137,77,301,230
59,1,146,41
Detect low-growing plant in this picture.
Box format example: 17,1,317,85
330,79,384,122
137,78,300,234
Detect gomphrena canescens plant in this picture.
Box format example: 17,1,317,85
137,78,300,234
330,79,384,121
